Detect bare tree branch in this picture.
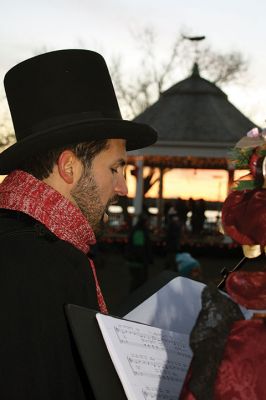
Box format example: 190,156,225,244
196,48,248,85
110,27,249,118
0,33,249,144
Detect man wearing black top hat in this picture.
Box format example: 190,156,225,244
0,50,157,399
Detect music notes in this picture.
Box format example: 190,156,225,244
142,386,179,400
114,323,189,355
96,314,192,400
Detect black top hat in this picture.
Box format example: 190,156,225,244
0,49,157,174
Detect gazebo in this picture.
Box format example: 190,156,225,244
128,64,257,217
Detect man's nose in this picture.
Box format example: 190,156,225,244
115,173,128,196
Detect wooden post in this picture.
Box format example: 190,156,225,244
157,167,164,227
133,156,144,224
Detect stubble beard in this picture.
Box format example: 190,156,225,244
71,167,117,235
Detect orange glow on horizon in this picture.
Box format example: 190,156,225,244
0,168,249,203
126,166,230,202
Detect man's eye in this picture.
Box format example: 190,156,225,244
111,168,118,174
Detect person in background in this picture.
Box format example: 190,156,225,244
176,252,202,280
190,198,206,235
165,213,182,271
126,215,153,291
176,197,189,229
0,49,157,400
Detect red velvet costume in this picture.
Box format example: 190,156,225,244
180,158,266,399
180,271,266,400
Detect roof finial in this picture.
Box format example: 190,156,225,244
192,63,200,76
182,34,206,67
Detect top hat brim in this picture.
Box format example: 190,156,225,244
0,119,157,174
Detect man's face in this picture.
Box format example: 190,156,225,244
71,139,128,233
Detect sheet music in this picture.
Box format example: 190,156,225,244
96,313,192,400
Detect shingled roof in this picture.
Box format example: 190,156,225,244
132,64,257,162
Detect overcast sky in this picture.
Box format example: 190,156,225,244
1,0,266,127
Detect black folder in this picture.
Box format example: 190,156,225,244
65,271,178,399
65,304,127,400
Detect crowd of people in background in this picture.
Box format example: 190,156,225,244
124,197,205,291
164,198,203,279
165,197,207,235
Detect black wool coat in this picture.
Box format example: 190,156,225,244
0,209,98,399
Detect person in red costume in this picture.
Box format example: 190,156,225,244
0,50,157,400
180,127,266,400
222,128,266,258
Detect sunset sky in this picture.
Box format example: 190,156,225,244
126,166,229,201
1,0,265,201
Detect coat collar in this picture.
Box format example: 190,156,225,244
0,170,96,254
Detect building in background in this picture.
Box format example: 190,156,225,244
127,63,257,220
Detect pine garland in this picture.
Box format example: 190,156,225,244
229,148,253,169
233,180,257,191
230,146,266,191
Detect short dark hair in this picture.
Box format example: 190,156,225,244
19,139,109,180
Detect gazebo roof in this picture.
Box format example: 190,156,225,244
131,64,257,162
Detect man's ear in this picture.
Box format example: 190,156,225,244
57,150,79,184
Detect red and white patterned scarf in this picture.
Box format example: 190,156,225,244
0,170,108,314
